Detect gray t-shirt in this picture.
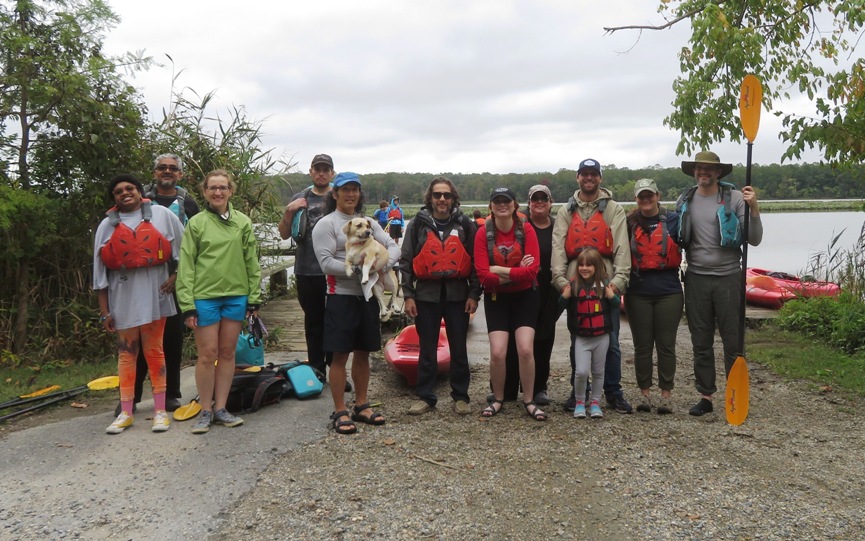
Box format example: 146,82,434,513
292,188,330,276
92,204,184,330
684,189,763,276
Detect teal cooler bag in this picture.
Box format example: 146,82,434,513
283,363,323,399
236,331,265,366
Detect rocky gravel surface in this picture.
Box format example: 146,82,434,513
3,297,863,541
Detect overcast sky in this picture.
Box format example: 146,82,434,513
102,1,822,175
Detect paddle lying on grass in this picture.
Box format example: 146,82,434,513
727,74,762,426
0,375,119,423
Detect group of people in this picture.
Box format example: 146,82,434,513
93,156,261,434
92,148,762,436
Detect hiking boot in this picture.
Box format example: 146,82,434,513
688,398,713,417
151,410,170,433
408,400,434,416
636,394,653,413
191,410,213,434
606,394,634,414
657,397,673,415
114,401,137,417
214,408,244,427
533,390,551,406
589,400,604,419
563,394,577,412
573,401,587,419
453,400,470,415
165,397,182,412
106,412,133,434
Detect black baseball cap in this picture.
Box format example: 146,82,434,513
310,154,333,168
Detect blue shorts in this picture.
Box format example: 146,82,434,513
194,296,247,327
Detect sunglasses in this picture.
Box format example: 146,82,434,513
432,192,454,200
530,194,550,202
491,198,512,205
155,164,180,172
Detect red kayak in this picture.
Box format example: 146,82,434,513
745,268,841,309
383,324,451,386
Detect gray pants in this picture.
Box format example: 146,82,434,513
683,271,741,396
572,334,608,404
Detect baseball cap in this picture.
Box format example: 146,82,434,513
489,187,516,202
310,154,334,168
528,184,552,201
577,158,602,176
333,171,361,188
634,178,659,196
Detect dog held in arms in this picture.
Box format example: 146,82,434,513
343,217,401,321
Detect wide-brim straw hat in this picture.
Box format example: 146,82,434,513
681,151,733,179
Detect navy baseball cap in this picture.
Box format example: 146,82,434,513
578,159,602,176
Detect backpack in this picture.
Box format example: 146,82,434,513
272,361,325,399
143,184,189,224
675,181,741,249
225,366,286,413
290,187,313,243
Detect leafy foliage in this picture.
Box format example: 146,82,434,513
607,1,865,165
778,294,865,354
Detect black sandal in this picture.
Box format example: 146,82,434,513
482,400,503,418
524,401,548,421
330,410,357,435
351,402,386,425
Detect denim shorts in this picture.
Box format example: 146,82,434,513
194,296,247,327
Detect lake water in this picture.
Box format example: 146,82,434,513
258,211,865,279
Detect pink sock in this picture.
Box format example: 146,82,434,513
153,392,166,412
121,400,134,416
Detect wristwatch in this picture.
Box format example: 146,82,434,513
99,314,110,322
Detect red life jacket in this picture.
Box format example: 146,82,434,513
99,200,172,271
564,198,613,259
413,230,472,279
485,218,524,267
630,215,682,271
573,286,612,337
388,208,402,221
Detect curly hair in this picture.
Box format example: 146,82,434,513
422,177,461,211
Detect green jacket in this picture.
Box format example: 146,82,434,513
176,204,262,314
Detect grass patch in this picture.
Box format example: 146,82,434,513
1,357,118,405
748,324,865,396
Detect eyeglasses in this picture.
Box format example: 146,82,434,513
206,185,230,192
432,192,454,200
530,194,550,202
155,164,180,172
112,186,139,196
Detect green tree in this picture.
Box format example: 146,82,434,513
606,1,865,165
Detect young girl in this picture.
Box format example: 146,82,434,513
567,248,618,419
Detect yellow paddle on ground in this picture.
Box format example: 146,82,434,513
173,365,262,421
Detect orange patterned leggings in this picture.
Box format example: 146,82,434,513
116,318,167,402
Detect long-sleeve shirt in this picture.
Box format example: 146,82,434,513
473,221,540,294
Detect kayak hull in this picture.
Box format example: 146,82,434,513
383,324,451,386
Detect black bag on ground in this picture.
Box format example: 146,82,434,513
225,366,286,413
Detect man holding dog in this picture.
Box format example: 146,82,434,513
400,178,480,416
551,158,633,415
278,154,336,382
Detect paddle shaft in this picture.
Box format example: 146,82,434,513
0,387,88,423
738,142,753,355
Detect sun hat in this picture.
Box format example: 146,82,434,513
489,187,516,202
681,151,733,178
528,185,552,201
577,159,602,176
333,171,361,187
634,178,659,196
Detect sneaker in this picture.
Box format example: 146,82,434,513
573,401,587,419
453,400,470,415
114,401,137,417
657,397,673,415
408,400,434,416
688,398,713,417
533,390,551,406
563,394,577,412
636,394,653,413
606,394,634,414
106,412,133,434
151,410,170,432
165,397,182,412
214,408,244,427
589,401,604,419
191,410,213,434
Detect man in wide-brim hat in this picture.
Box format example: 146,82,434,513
675,150,763,417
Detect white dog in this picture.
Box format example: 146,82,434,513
343,217,401,320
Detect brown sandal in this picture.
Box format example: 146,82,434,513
482,400,503,418
524,401,548,421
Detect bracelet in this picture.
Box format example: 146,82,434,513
99,314,110,322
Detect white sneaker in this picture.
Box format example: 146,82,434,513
106,412,133,434
151,410,170,432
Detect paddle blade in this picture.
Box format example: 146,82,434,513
173,397,202,421
87,376,120,391
739,74,762,142
726,356,750,425
20,385,61,399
